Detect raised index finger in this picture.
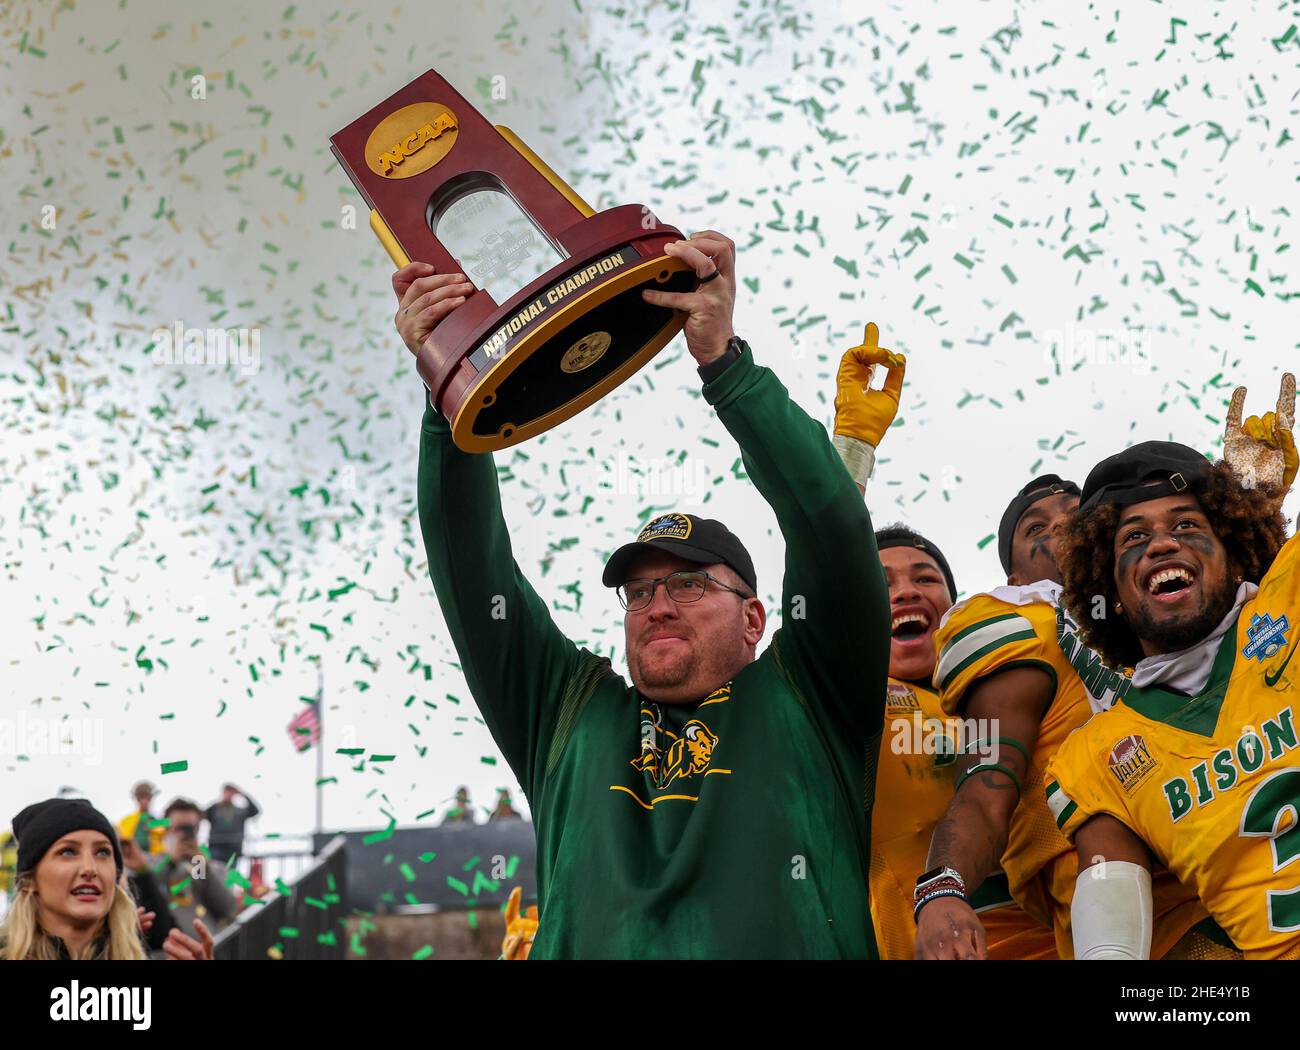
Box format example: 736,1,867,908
1277,373,1296,431
860,322,879,353
1225,386,1247,433
848,322,897,366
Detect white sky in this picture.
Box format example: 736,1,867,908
2,0,1295,839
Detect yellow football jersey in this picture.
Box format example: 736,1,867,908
1046,534,1300,960
933,584,1205,958
871,676,1057,960
116,810,166,855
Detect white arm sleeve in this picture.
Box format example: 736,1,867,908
1070,860,1153,960
832,434,877,490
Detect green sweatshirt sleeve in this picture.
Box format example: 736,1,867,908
416,402,582,801
701,341,890,746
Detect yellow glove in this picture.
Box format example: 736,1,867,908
834,322,906,447
500,885,539,961
1224,374,1297,497
833,323,905,490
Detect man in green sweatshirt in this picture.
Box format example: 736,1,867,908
394,230,891,958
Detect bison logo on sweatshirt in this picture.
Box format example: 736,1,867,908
630,708,720,788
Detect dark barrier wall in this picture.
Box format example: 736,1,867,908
214,836,348,961
312,822,536,912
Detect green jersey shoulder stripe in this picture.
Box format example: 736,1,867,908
940,611,1025,651
1045,779,1077,829
935,613,1036,690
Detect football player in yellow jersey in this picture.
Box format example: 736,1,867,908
871,525,1058,959
913,476,1212,959
831,324,1056,959
1047,380,1298,959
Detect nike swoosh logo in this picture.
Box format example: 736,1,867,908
1265,644,1296,688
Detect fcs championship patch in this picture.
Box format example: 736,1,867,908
1108,734,1159,794
638,513,692,543
1243,612,1290,662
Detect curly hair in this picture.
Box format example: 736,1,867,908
1057,462,1289,670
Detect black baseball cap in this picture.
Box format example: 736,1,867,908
997,474,1081,574
1080,441,1212,512
876,525,957,602
602,512,757,594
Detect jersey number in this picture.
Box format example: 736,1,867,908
1240,768,1300,933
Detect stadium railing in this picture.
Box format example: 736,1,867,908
213,834,347,960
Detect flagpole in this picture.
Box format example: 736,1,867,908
314,658,324,841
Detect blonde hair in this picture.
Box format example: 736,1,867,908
0,871,146,960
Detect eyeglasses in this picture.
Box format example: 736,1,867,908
617,570,751,612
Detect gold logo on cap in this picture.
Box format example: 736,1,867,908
365,103,459,179
637,513,692,542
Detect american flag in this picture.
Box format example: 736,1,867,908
287,703,321,752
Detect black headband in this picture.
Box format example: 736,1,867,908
876,529,957,602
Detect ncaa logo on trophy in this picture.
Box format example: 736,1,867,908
330,69,697,452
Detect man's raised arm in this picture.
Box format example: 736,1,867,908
644,234,891,746
399,263,583,800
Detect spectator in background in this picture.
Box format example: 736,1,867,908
489,789,522,823
117,780,165,856
0,828,17,900
0,798,211,960
440,786,476,826
156,798,238,946
204,783,260,861
119,834,176,952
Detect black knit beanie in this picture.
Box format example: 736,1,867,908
12,798,123,877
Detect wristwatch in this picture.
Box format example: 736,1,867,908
913,865,968,922
697,335,744,383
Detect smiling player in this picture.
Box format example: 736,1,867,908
830,326,1056,959
1048,378,1299,959
870,525,1060,959
913,474,1214,959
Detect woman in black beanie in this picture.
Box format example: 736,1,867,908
0,798,212,960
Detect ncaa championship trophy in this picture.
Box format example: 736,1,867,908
330,69,697,452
